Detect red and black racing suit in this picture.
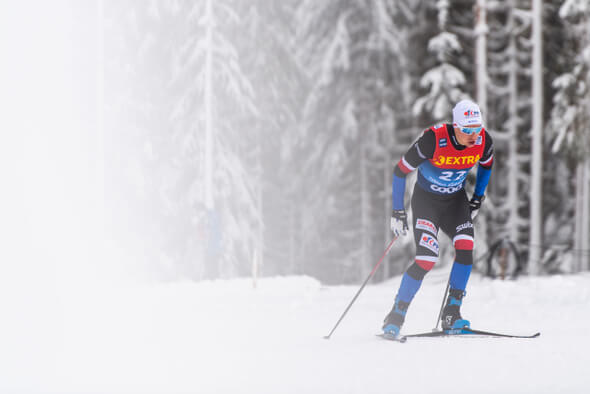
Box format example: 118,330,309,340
391,123,493,302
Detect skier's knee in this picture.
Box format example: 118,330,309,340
453,234,474,265
453,234,474,250
408,255,438,280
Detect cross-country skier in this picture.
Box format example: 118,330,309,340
383,99,494,338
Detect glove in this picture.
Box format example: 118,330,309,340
469,194,486,219
390,210,409,237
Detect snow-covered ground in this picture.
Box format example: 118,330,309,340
1,270,589,394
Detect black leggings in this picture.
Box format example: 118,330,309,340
406,184,474,281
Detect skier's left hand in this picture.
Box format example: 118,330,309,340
469,194,485,219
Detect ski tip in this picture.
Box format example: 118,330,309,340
532,332,541,338
323,335,331,340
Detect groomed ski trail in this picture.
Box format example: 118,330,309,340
2,272,589,394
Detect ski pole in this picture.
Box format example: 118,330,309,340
433,278,450,331
324,236,398,339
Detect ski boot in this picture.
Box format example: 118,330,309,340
441,288,470,330
382,298,409,338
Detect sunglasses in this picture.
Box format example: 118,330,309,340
459,126,483,135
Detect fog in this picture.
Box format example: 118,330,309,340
1,1,589,393
2,0,590,290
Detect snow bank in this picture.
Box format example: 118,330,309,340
1,273,589,393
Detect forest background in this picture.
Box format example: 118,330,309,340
101,0,590,284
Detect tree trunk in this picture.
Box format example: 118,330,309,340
475,0,487,116
255,133,264,281
507,0,520,248
475,0,489,254
574,159,590,272
528,0,543,275
204,0,214,210
574,162,584,272
584,159,590,272
288,203,296,274
585,20,590,272
360,133,371,281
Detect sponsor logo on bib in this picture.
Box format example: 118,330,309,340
430,184,463,194
433,154,481,166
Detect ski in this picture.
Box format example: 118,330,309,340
376,333,407,343
401,327,540,340
457,327,540,339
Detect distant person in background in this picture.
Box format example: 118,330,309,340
383,99,494,338
196,205,223,280
204,208,222,279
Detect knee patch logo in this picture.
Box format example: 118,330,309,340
416,218,437,235
419,233,439,254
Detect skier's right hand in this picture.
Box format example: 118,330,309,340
469,194,485,219
390,210,409,237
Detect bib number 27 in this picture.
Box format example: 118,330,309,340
439,170,467,182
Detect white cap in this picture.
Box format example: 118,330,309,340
452,100,483,127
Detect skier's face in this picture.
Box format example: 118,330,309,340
454,125,482,147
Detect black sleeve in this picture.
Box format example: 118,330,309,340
480,130,494,169
393,129,435,178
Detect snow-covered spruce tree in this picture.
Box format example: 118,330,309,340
293,0,411,283
548,0,590,272
103,1,195,275
105,1,306,280
526,0,544,275
482,0,579,275
237,0,306,277
413,0,469,123
103,1,255,279
484,1,534,270
412,0,472,271
378,0,432,280
163,0,263,279
527,0,578,274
